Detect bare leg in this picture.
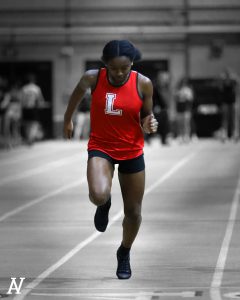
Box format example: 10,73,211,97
116,170,145,279
87,156,114,232
118,170,145,248
87,156,114,206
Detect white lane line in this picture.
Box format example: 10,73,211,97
31,292,136,298
13,152,196,300
25,286,211,290
0,153,85,186
135,291,196,299
30,291,197,298
210,173,240,300
145,152,196,195
0,177,86,222
0,149,61,167
0,142,87,167
108,152,197,228
13,231,101,300
135,291,154,300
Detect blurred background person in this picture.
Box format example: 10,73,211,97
175,78,194,144
154,72,171,145
73,88,91,140
219,68,239,142
145,72,170,145
21,73,46,145
0,76,8,141
0,81,22,148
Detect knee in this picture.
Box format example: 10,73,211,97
124,207,142,224
89,189,110,207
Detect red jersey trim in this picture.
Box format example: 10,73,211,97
91,69,101,94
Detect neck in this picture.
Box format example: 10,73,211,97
107,72,131,87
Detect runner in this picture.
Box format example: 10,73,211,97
64,40,158,279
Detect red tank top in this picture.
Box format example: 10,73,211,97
88,68,144,160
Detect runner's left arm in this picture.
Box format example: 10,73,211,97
139,75,158,134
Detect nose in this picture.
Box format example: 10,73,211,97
116,69,123,77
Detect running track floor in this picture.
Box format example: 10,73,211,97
0,139,240,300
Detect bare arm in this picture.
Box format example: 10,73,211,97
138,74,158,134
63,69,98,139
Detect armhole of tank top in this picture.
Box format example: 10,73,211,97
91,69,102,94
136,72,144,101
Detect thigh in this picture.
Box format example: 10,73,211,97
118,170,145,213
87,156,114,196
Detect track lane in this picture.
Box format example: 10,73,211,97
0,139,239,300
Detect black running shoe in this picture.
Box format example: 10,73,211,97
116,249,132,279
94,197,111,232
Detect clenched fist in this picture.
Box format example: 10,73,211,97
142,114,158,134
64,119,74,139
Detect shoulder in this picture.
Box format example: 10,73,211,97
22,83,29,90
137,72,152,86
82,69,99,83
137,72,153,95
79,69,100,90
22,83,39,92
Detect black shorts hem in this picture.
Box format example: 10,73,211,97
88,150,145,174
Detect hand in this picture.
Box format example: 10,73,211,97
142,114,158,134
64,119,73,139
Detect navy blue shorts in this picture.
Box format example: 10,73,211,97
88,150,145,174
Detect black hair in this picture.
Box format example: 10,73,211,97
101,40,142,63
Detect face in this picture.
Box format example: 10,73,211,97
106,56,132,85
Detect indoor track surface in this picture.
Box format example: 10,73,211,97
0,138,240,300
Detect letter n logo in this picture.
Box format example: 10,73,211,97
7,277,25,295
105,93,122,116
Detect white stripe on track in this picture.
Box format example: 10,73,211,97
0,149,60,167
0,141,87,167
145,152,196,195
0,153,85,186
210,173,240,300
13,152,196,300
32,293,132,300
0,177,86,222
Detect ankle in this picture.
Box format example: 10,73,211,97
118,244,131,256
100,197,111,209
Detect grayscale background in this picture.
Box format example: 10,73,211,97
0,1,240,299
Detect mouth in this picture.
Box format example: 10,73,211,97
114,76,126,84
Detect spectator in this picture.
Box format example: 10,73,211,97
73,88,91,140
21,73,45,145
175,78,194,143
1,82,22,147
0,76,8,138
154,72,170,145
219,68,239,142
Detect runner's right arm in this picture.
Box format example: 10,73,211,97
63,70,98,139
